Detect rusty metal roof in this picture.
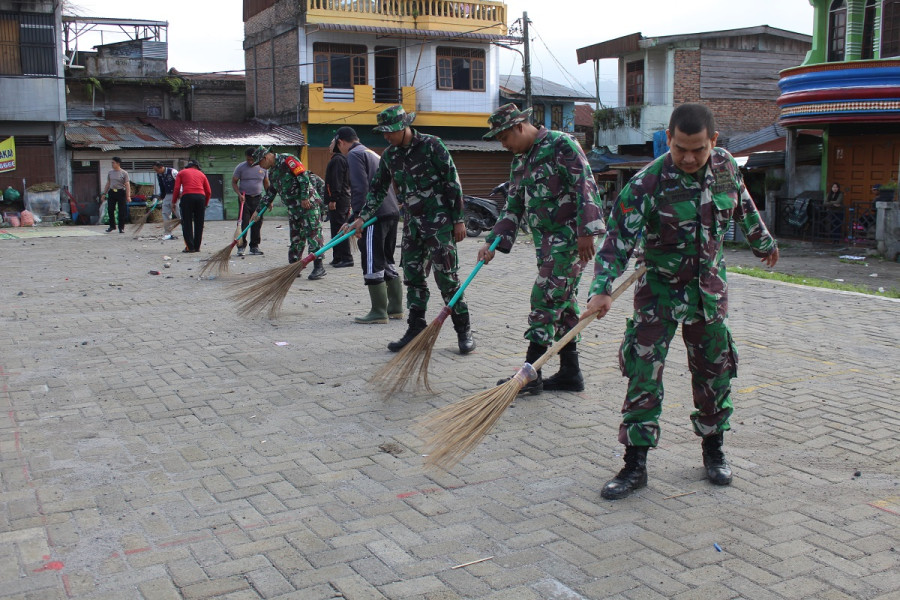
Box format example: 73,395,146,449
65,120,180,151
146,119,305,148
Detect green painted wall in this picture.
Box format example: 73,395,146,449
805,0,885,66
189,145,302,219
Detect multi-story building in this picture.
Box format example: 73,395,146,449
0,0,67,195
576,26,811,153
242,0,514,191
777,0,900,204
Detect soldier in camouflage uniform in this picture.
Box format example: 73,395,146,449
252,146,327,280
344,105,475,354
583,103,780,500
478,104,605,395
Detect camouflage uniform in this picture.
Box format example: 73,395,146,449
359,130,466,315
263,154,323,264
485,127,605,346
589,147,778,447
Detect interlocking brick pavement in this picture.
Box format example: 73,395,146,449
1,221,898,599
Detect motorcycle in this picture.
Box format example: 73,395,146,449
463,182,510,237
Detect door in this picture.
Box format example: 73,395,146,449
71,161,101,224
829,134,900,204
205,174,225,220
374,46,399,104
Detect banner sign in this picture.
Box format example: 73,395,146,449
0,137,15,172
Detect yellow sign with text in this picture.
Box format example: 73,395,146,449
0,137,15,173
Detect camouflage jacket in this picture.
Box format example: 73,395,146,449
486,128,605,253
359,129,463,224
590,147,777,323
263,154,321,208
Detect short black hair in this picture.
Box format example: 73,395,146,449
245,147,255,157
335,126,359,142
153,161,164,167
112,156,122,165
668,103,717,139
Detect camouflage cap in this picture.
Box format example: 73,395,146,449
250,145,271,166
373,105,416,133
483,103,533,140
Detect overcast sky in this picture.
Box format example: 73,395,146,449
66,0,815,105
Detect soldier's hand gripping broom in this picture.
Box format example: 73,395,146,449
370,237,502,396
228,217,377,318
419,265,646,470
200,200,272,278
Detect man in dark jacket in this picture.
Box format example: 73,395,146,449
335,126,402,324
153,161,179,240
324,138,353,268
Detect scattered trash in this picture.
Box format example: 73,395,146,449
714,543,723,552
149,270,160,275
853,470,861,478
451,556,494,569
869,273,878,277
17,291,23,296
274,341,289,346
834,279,844,282
879,287,885,293
163,255,172,261
662,491,697,500
839,255,867,264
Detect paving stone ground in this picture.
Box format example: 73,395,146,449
1,220,898,600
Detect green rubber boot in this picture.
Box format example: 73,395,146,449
386,277,404,320
355,282,389,324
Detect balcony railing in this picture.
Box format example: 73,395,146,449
306,0,507,34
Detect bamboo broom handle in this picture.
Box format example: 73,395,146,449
531,265,646,372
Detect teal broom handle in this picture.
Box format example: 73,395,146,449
446,236,501,309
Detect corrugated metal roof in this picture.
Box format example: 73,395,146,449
500,75,593,102
145,119,305,148
574,104,595,128
724,124,786,154
444,140,505,152
65,120,180,150
312,22,514,42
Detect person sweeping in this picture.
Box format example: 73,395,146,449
342,105,475,355
478,103,605,395
251,145,327,280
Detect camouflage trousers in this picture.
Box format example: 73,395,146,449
617,313,738,447
401,216,467,315
526,245,585,346
287,203,323,264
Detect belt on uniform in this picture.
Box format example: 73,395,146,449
111,188,120,192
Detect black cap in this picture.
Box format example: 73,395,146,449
335,126,358,142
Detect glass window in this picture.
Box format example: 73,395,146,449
625,60,644,106
313,42,367,88
884,0,900,58
435,47,485,91
550,105,563,130
0,12,56,76
828,0,847,62
861,0,877,59
532,103,545,127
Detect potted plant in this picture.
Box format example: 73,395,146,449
875,180,898,203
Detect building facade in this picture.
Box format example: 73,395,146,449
576,26,812,152
242,0,512,184
777,0,900,205
0,0,67,196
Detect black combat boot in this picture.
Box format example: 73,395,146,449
601,445,649,500
497,341,546,395
308,258,327,280
701,432,733,485
450,311,476,354
387,308,427,352
542,341,584,392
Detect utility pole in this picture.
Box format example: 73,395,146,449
522,11,532,111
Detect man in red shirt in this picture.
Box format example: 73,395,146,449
172,160,212,253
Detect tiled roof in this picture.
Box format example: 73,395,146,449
65,120,180,151
144,119,305,148
500,75,593,102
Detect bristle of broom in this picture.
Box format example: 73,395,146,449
228,261,307,318
130,211,153,235
419,379,523,470
164,218,182,232
199,244,235,277
370,320,444,395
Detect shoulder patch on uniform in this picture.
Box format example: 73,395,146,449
620,200,635,214
285,157,306,176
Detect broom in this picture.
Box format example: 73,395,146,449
230,216,377,318
370,236,502,396
130,197,159,236
419,265,646,470
199,201,272,278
